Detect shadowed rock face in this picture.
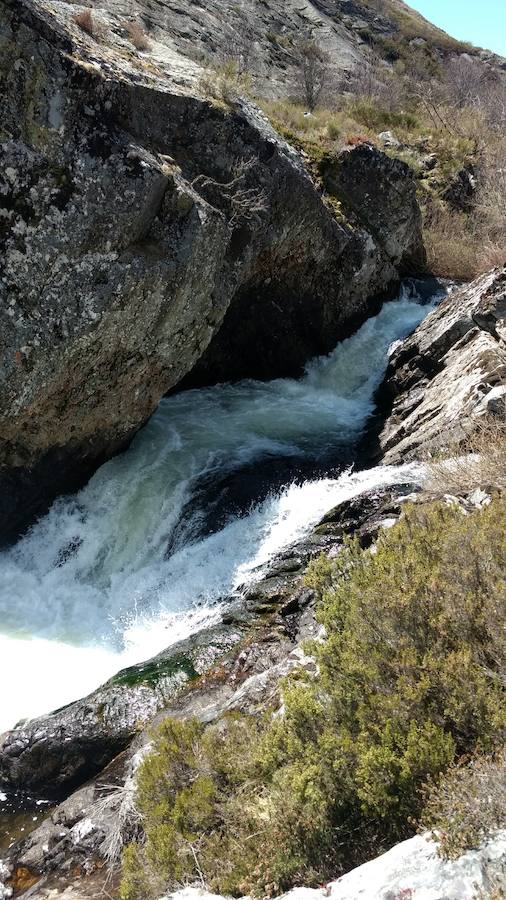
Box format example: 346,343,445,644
0,0,425,543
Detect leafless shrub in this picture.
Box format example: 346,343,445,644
348,51,387,101
191,158,268,227
124,20,152,52
444,56,491,109
72,8,95,36
475,139,506,238
426,417,506,494
481,80,506,130
421,745,506,860
293,39,330,111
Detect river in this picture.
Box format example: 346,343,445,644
0,281,445,734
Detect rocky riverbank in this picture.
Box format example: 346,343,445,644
1,266,505,899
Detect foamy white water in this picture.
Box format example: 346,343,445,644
0,283,442,731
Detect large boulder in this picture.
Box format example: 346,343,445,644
0,0,425,543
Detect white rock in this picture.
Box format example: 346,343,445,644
327,831,506,899
0,860,12,900
159,832,506,900
378,131,400,148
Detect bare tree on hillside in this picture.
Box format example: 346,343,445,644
445,55,491,108
293,39,330,110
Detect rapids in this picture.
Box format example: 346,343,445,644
0,281,445,732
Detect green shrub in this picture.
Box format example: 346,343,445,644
326,118,341,140
347,97,419,132
122,497,506,898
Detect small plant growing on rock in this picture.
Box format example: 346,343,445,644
199,60,251,107
124,21,152,52
72,8,95,36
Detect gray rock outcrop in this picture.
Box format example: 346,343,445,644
378,266,506,461
0,0,425,543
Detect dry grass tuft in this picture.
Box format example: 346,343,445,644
424,207,479,281
426,418,506,494
124,21,152,52
345,132,372,146
421,745,506,860
479,242,506,272
199,61,251,107
72,8,95,36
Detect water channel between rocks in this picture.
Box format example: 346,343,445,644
0,280,446,738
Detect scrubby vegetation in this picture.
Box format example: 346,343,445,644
124,20,152,52
253,27,506,281
121,495,506,899
421,746,506,860
426,419,506,494
199,60,252,108
72,8,96,37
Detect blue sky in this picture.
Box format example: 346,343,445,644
407,0,506,57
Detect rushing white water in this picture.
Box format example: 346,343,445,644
0,283,442,732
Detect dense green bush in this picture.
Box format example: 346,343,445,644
121,497,506,899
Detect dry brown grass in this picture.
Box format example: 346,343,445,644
421,746,506,860
124,21,152,52
424,207,479,281
345,132,373,146
426,418,506,494
479,242,506,272
72,8,95,36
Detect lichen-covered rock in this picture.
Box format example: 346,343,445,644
321,142,426,273
0,0,425,543
377,266,506,461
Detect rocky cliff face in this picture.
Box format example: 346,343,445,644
0,0,425,543
378,266,506,460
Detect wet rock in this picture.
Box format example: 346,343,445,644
314,484,416,548
377,267,506,461
0,624,242,799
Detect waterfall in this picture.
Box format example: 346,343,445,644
0,281,445,732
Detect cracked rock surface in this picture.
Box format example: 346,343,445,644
0,0,424,543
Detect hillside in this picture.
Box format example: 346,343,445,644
38,0,505,100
